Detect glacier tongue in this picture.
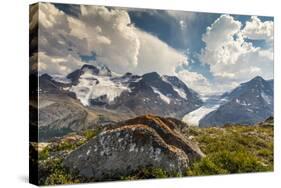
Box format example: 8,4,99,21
182,106,219,126
182,95,227,126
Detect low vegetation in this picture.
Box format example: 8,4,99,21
40,158,80,185
184,123,273,176
34,119,273,185
36,128,102,185
121,167,182,180
83,128,101,140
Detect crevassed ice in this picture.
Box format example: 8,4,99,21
182,96,227,126
69,72,129,106
182,105,220,126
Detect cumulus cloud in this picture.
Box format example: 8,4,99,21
36,3,140,75
177,70,214,95
202,15,242,51
36,3,84,75
77,5,141,73
242,16,273,44
200,14,273,92
135,29,187,75
34,3,193,78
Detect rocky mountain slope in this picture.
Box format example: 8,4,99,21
199,76,273,127
35,94,134,141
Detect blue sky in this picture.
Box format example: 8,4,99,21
34,3,273,95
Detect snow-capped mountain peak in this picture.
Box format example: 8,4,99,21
199,76,273,127
69,71,130,106
40,64,203,118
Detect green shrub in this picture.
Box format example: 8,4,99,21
121,167,169,180
211,150,270,173
43,159,80,185
148,167,168,178
83,129,100,140
188,150,271,176
185,124,273,175
56,142,76,151
50,138,87,153
187,157,227,176
44,170,78,185
38,148,49,160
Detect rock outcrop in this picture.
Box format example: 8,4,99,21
63,115,204,180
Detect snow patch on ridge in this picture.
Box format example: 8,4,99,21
172,87,187,100
261,92,272,104
161,76,187,100
52,75,72,84
151,87,171,104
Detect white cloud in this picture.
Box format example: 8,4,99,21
177,70,214,95
202,15,242,50
135,29,187,75
36,3,84,75
200,14,273,92
242,16,273,44
29,4,38,31
35,3,192,78
36,3,141,75
77,5,141,73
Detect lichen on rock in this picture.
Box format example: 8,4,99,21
63,115,204,180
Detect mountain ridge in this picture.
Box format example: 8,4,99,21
40,64,203,119
199,76,273,127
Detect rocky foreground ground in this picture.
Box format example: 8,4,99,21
30,115,273,185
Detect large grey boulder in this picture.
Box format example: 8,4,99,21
63,115,204,180
63,124,189,180
111,115,204,161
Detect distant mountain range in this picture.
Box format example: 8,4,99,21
199,76,273,127
39,64,203,119
38,64,273,128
